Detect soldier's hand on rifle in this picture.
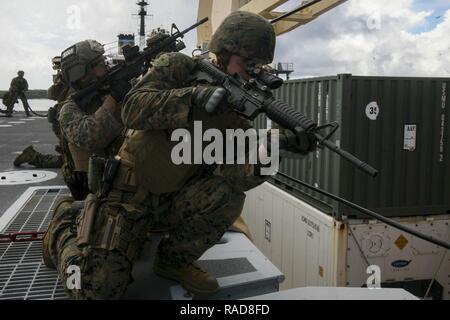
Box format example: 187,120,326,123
192,85,227,114
294,127,317,154
279,128,317,157
110,78,132,103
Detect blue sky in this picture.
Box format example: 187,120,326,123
409,0,450,33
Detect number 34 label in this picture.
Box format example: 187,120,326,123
365,101,380,120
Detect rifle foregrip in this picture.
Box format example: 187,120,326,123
197,59,227,83
264,98,316,132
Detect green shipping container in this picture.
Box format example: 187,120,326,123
257,74,450,219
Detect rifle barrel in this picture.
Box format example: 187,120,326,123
179,17,209,36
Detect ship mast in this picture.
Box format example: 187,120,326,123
137,1,149,49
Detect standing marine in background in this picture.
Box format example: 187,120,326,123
14,57,71,169
2,70,32,117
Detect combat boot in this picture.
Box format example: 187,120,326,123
153,256,219,297
14,145,36,167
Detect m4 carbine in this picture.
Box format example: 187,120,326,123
194,59,378,178
73,17,209,108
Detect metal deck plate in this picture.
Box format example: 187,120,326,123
0,187,70,300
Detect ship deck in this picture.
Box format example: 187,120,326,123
0,111,64,213
0,111,284,299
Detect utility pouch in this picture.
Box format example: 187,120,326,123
47,105,57,124
100,158,121,198
76,193,100,247
69,171,89,201
88,156,106,196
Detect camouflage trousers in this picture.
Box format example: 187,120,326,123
5,91,31,116
47,174,245,299
30,151,63,168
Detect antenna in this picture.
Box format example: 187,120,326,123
134,1,152,50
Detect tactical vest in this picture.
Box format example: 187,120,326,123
118,104,248,195
59,94,124,200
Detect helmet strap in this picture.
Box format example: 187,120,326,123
215,51,232,72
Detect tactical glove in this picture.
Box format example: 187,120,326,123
110,78,132,103
274,128,317,158
191,86,227,114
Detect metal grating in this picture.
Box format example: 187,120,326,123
0,187,70,300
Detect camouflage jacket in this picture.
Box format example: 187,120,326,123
120,52,267,194
10,77,28,93
59,94,124,154
122,52,252,131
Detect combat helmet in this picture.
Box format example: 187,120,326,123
60,40,105,88
209,11,276,65
17,70,25,77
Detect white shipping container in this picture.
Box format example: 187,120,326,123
242,183,450,299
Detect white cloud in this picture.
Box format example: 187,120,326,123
275,0,450,78
0,0,448,90
0,0,199,89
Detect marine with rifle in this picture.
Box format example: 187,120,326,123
41,22,204,299
41,4,378,298
41,11,316,299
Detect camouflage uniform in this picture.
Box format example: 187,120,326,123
57,93,124,197
6,73,31,117
45,51,266,299
44,40,131,299
57,39,125,200
122,52,269,264
45,14,290,299
48,72,72,138
59,96,123,157
44,89,126,299
14,145,63,168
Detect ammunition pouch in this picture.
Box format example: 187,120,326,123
111,158,137,193
76,193,148,262
76,193,99,247
47,105,58,125
68,171,89,201
88,156,106,196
